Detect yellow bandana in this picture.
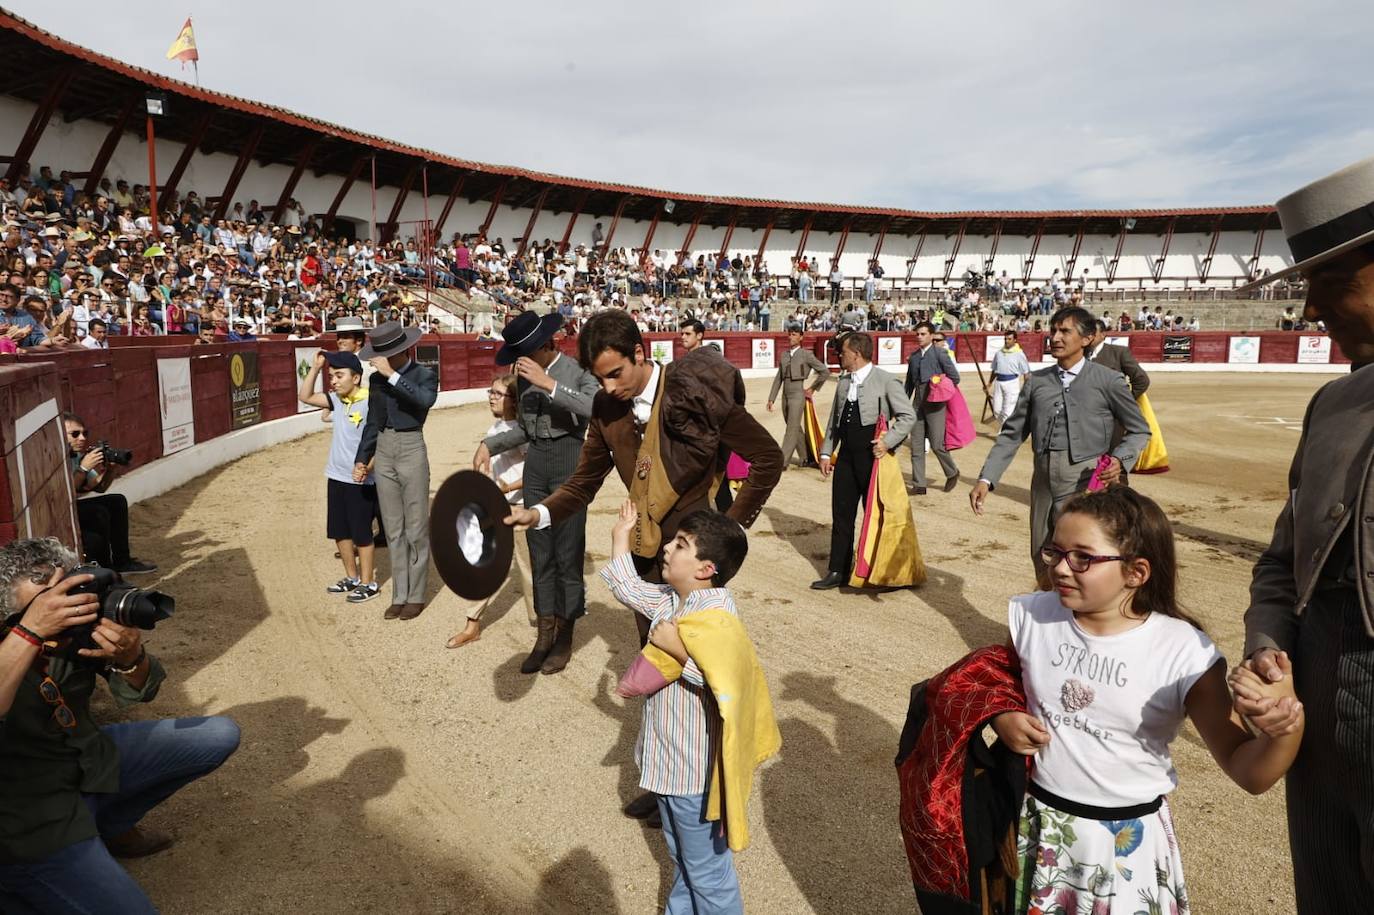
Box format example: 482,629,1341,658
339,386,368,427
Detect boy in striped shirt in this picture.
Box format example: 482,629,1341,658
600,500,751,915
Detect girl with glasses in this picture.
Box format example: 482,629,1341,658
979,487,1304,913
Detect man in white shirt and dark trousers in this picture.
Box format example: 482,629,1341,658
970,307,1150,577
812,331,915,589
904,321,962,495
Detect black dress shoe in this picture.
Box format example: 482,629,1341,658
909,486,927,495
810,571,846,590
943,474,961,493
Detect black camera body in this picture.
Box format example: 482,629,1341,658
56,564,173,659
95,441,133,467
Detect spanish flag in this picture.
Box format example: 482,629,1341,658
166,18,198,65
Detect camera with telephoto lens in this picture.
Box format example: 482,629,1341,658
95,440,133,466
56,564,173,658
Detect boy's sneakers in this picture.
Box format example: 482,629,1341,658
327,577,360,594
346,582,381,603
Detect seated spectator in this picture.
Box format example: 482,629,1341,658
227,318,256,342
64,413,156,575
0,537,240,913
0,282,50,349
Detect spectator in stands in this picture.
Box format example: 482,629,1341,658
0,537,240,914
227,318,256,343
1279,305,1298,330
829,261,844,305
63,412,156,574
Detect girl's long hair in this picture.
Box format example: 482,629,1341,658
1058,486,1205,632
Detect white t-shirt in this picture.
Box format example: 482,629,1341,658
1008,590,1223,807
486,418,525,505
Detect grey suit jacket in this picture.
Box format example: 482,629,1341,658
484,353,598,456
977,359,1150,487
820,365,916,457
1247,366,1374,656
904,345,961,399
1090,342,1150,397
768,346,830,403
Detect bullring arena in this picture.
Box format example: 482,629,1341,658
0,8,1348,915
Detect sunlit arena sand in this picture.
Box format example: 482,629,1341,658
101,372,1326,914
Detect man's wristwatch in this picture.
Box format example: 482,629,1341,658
109,645,147,675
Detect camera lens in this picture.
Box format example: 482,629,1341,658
104,584,174,629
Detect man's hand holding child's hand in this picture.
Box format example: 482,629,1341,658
649,619,688,664
611,499,638,556
1230,661,1304,738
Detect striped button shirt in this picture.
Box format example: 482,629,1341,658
600,554,737,797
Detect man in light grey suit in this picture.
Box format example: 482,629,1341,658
969,306,1149,576
768,323,830,467
811,331,915,589
904,321,961,494
476,311,598,675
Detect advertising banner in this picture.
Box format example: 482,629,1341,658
416,344,442,383
1227,336,1260,365
1297,335,1332,364
649,339,675,364
157,357,195,455
229,351,262,429
751,338,775,369
1162,336,1193,362
984,335,1005,362
294,347,322,414
877,336,902,366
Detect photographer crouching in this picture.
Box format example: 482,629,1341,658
64,412,156,575
0,538,239,913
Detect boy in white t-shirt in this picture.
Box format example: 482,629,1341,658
298,350,380,602
447,372,535,648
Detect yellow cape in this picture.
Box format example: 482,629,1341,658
1133,392,1169,473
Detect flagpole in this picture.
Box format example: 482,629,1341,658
192,59,199,87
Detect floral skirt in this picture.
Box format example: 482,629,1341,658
1013,790,1189,915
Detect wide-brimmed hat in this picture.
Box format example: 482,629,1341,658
1241,154,1374,290
359,319,423,359
495,310,563,366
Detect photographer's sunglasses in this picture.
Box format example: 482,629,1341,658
38,676,76,730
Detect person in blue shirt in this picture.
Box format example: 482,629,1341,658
226,318,256,342
0,282,49,349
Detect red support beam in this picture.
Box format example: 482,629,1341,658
832,218,853,268
1063,221,1087,284
717,209,741,259
793,212,815,260
982,219,1004,274
1247,216,1270,282
872,219,891,264
904,222,930,283
5,64,74,183
158,110,212,211
324,155,367,232
82,97,136,197
211,124,265,221
1151,217,1177,283
379,163,419,243
478,177,510,238
942,219,969,284
755,217,776,267
557,189,589,255
1022,218,1047,284
1105,219,1129,284
601,195,630,255
1198,218,1224,283
676,204,706,260
433,170,469,238
640,204,662,257
516,186,550,257
270,138,318,224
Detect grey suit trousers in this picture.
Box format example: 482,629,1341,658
524,435,587,620
1286,589,1374,913
1028,449,1097,577
909,385,959,487
374,429,430,605
778,388,809,466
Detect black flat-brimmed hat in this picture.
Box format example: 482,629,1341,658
1241,154,1374,290
359,319,423,359
495,310,563,366
429,470,513,601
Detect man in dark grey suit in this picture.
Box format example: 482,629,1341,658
476,311,598,675
768,323,830,467
903,321,961,495
355,321,440,621
1087,320,1150,398
969,306,1150,576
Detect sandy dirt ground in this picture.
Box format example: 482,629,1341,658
98,371,1336,914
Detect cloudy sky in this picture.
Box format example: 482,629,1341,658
11,0,1374,211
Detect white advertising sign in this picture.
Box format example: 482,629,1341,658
877,336,902,366
1227,336,1260,365
649,340,675,364
294,347,323,413
1106,336,1130,348
984,335,1005,362
1297,335,1332,364
751,338,775,369
157,357,195,455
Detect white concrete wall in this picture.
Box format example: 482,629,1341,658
0,95,1294,288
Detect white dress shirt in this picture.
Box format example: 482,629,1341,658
847,362,873,402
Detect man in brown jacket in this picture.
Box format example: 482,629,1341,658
1237,154,1374,913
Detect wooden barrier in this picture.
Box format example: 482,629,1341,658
0,362,80,548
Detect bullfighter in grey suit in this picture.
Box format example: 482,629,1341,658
811,331,915,590
970,307,1149,576
768,323,830,467
904,321,961,494
477,311,598,675
1233,154,1374,914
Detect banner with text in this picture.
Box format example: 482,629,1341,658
229,351,262,429
650,340,675,364
752,338,775,369
1227,336,1260,365
1162,336,1193,362
1297,335,1332,364
157,357,195,455
294,347,322,413
877,336,902,366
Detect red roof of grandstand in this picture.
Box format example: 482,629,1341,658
0,8,1278,238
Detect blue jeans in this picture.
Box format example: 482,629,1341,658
0,716,240,914
656,793,742,915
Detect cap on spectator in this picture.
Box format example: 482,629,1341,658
233,317,251,327
323,350,363,374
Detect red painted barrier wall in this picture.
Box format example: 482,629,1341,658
0,362,80,549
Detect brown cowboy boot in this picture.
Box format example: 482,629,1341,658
540,617,576,675
520,616,557,674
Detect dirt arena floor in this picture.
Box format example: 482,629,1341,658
98,371,1339,914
